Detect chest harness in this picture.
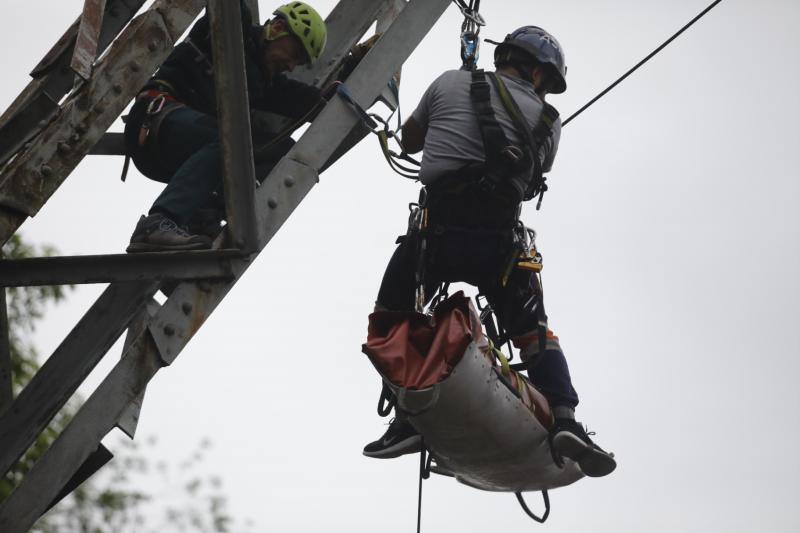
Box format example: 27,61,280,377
469,69,560,208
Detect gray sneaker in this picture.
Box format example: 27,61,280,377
126,213,212,253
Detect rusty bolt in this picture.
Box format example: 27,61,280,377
40,165,53,177
163,325,176,336
268,198,279,209
181,302,193,315
284,176,295,188
57,142,72,154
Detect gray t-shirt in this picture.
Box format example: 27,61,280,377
410,69,561,186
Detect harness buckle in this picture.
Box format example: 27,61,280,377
501,145,524,164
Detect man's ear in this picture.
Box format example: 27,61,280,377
265,17,289,40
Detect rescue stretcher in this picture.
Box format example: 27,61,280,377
363,292,583,512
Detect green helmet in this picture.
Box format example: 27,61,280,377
273,2,327,63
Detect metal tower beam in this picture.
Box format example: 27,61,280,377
208,0,259,252
0,282,10,417
0,250,239,288
0,280,162,479
0,0,205,248
0,1,451,529
0,0,388,486
0,0,147,168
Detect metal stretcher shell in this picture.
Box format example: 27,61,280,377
364,292,583,493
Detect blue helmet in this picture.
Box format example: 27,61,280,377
490,26,567,94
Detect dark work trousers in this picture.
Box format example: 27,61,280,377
125,98,293,227
376,220,580,409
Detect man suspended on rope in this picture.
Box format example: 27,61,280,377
124,1,375,252
363,26,617,478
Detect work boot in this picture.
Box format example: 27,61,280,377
549,418,616,477
126,213,212,253
363,418,422,459
186,207,225,239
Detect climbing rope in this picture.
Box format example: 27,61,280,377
563,0,725,126
336,82,422,179
417,442,428,533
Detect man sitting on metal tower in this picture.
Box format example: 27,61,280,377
124,1,334,252
362,26,617,478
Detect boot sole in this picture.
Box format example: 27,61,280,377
126,242,212,253
363,435,422,459
552,432,617,477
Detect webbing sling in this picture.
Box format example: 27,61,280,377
487,72,560,207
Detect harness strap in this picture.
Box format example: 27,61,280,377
487,73,560,207
469,69,514,190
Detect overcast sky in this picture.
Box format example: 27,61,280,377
1,0,799,531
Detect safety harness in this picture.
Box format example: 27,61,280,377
471,69,560,208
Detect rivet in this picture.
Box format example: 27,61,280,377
148,41,158,52
267,198,278,209
95,103,106,113
57,142,72,154
40,165,53,177
37,120,49,129
181,302,193,315
112,84,123,94
75,123,87,134
163,325,175,336
283,176,295,187
130,62,141,73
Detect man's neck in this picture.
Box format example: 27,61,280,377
495,66,546,100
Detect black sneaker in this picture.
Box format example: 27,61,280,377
127,213,212,253
186,208,225,239
363,418,422,459
549,418,617,477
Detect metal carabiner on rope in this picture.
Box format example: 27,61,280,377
453,0,486,71
452,0,486,27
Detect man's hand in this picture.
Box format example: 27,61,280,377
350,33,381,62
338,34,382,81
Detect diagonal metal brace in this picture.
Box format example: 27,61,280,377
71,0,109,80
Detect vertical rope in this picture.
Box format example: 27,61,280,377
417,443,427,533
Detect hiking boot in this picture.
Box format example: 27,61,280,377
186,208,225,239
126,213,212,253
363,418,422,459
549,418,616,477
